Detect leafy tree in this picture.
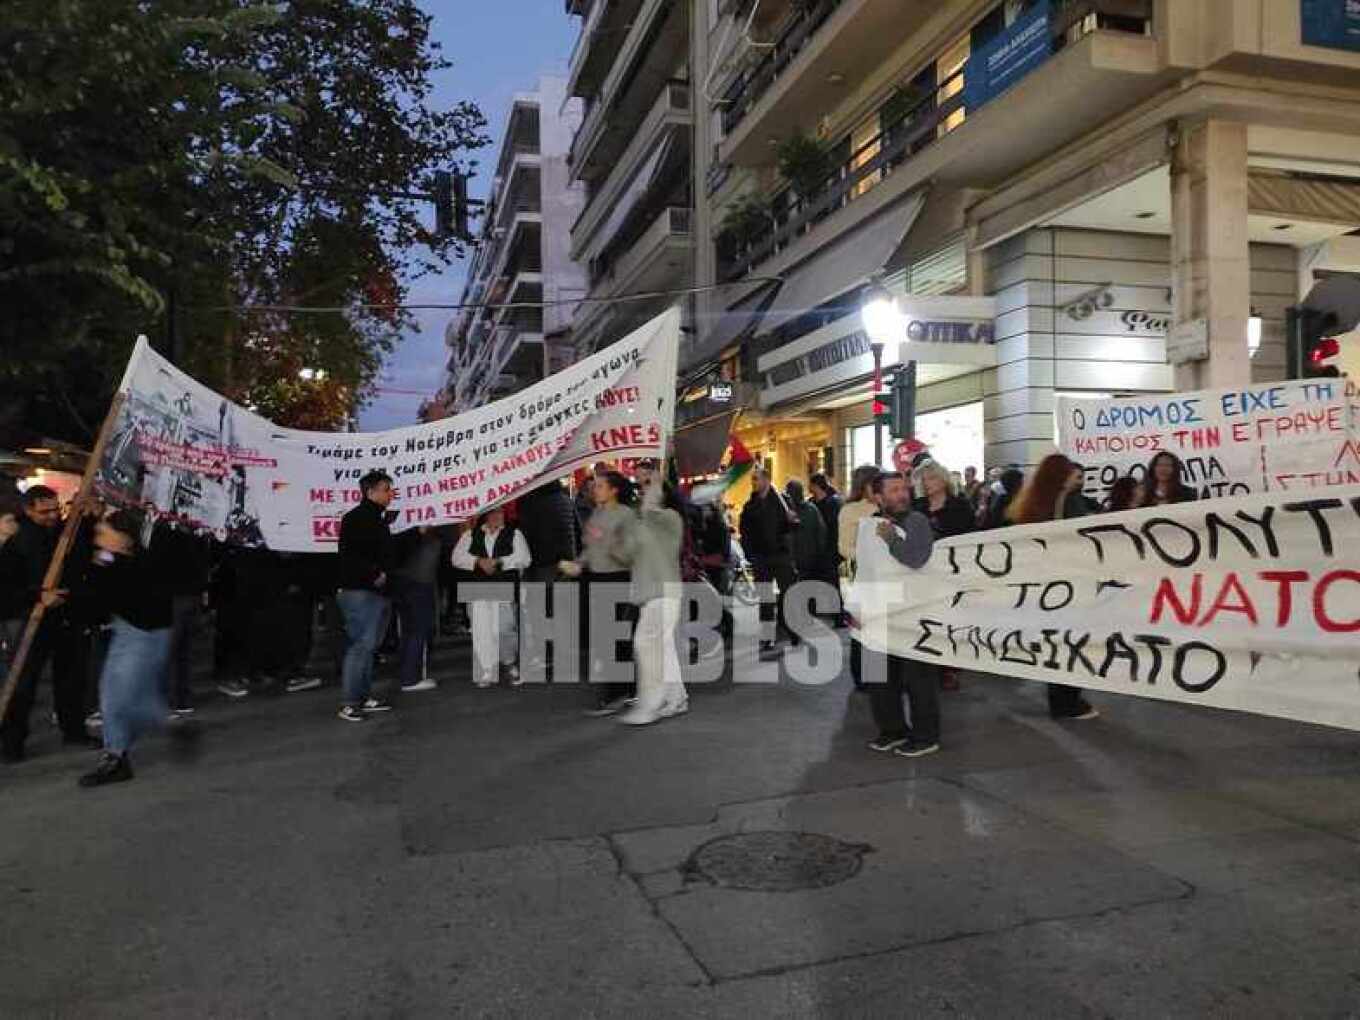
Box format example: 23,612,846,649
0,0,486,444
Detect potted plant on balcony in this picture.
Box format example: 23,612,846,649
775,131,830,200
716,193,771,260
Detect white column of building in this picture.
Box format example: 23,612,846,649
1170,119,1252,391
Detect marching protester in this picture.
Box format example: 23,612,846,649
1064,461,1101,517
517,479,579,677
561,470,638,715
785,478,831,632
808,473,842,560
336,470,397,722
390,526,442,693
740,467,798,658
616,476,688,725
962,465,984,512
451,506,531,687
0,486,98,761
980,467,1025,529
0,496,23,663
1008,454,1100,721
77,509,182,787
913,460,975,538
147,517,211,715
1142,451,1198,505
1103,476,1144,513
861,471,940,758
839,465,881,687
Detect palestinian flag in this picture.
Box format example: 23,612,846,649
687,435,756,505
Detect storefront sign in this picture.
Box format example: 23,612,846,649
963,0,1053,111
1301,0,1360,52
757,295,997,407
708,382,734,402
1057,378,1360,501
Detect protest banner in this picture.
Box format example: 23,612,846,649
1057,378,1359,501
848,486,1360,731
96,307,680,551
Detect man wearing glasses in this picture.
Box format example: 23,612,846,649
0,486,97,761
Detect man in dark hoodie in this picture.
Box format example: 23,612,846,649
740,468,798,656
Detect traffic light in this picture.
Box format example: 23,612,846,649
1287,306,1341,379
872,389,892,429
889,360,917,439
433,171,471,241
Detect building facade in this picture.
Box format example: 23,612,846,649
677,0,1360,493
443,76,588,413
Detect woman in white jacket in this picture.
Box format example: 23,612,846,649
451,507,531,687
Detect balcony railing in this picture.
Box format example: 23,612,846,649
720,0,1150,139
720,0,844,136
717,0,1153,281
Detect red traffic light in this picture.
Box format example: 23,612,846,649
1310,337,1341,364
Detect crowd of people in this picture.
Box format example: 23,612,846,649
0,448,1200,788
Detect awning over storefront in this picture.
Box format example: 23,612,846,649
673,410,738,478
681,279,781,374
756,191,927,336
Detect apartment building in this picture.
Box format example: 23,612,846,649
675,0,1360,492
563,0,694,357
443,76,588,413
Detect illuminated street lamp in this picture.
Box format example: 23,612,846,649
298,367,327,381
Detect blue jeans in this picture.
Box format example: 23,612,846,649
100,617,173,755
337,589,389,706
392,579,435,689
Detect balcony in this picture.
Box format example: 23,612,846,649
718,0,937,167
574,206,693,350
568,0,643,99
719,3,1161,282
569,0,688,182
571,80,692,261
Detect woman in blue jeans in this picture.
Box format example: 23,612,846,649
78,510,179,788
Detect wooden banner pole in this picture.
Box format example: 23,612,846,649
0,392,127,722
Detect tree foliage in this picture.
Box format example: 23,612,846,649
0,0,487,443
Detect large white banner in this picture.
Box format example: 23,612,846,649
849,487,1360,731
1057,378,1359,502
97,308,680,551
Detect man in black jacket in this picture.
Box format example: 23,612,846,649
739,468,798,655
0,486,97,760
516,480,578,679
336,470,395,722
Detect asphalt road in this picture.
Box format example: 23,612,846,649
3,622,1360,1018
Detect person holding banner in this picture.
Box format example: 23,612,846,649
336,471,397,723
451,507,531,687
862,471,941,758
77,510,178,788
1142,451,1197,507
1008,454,1100,721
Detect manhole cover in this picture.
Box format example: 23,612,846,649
684,831,871,892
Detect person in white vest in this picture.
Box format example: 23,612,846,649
451,507,531,687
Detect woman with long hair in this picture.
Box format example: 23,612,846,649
451,506,531,687
560,470,638,715
1104,476,1144,513
1142,451,1196,506
1008,454,1100,721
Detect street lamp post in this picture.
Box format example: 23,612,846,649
869,340,885,467
862,279,905,469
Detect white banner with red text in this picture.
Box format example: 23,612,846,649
848,486,1360,731
1057,378,1358,502
97,308,680,551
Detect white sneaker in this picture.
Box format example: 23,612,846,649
401,678,437,693
474,674,496,689
285,676,323,694
505,664,523,686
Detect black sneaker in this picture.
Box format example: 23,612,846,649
894,740,940,759
337,705,366,723
1054,702,1101,721
867,735,910,753
362,698,394,713
79,752,133,787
